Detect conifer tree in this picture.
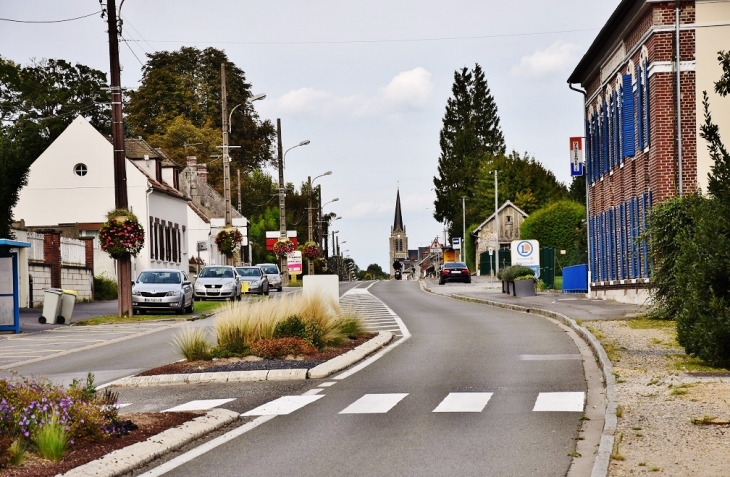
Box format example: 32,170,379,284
433,64,505,239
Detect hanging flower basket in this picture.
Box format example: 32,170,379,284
273,239,296,258
99,209,145,259
302,241,321,260
215,228,243,258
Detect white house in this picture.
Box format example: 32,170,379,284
14,116,191,279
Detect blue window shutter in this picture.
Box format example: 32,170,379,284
608,95,614,169
586,118,592,182
616,88,623,164
613,91,619,167
602,101,609,174
644,59,650,147
593,114,599,179
621,75,635,157
642,193,649,277
633,198,640,278
636,66,644,150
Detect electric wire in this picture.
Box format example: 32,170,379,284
0,11,101,23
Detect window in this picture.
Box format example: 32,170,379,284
621,74,635,158
74,164,88,177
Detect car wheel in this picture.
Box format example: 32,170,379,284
438,279,445,285
176,300,184,315
466,278,472,284
236,291,242,301
277,286,283,292
185,298,194,313
264,286,269,296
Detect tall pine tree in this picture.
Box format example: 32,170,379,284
433,64,505,239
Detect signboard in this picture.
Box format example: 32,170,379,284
287,251,303,274
429,237,441,255
265,230,298,251
196,241,208,252
570,137,584,177
511,239,540,278
452,237,461,250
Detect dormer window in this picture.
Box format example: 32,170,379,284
74,164,88,177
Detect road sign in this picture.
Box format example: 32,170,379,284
196,241,208,252
488,247,494,256
430,237,441,255
452,237,461,250
287,251,302,274
570,137,584,177
511,239,540,278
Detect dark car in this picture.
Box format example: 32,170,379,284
235,266,270,295
438,261,471,285
132,269,194,314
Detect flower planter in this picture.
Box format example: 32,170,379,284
513,279,536,297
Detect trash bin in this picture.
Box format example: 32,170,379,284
58,290,78,324
39,288,63,324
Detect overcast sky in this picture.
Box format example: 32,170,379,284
1,1,619,271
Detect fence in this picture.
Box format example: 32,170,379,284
61,236,86,266
26,232,44,262
562,264,588,294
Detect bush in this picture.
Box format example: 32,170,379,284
498,265,535,282
273,316,307,340
93,274,117,301
249,337,317,359
520,200,586,267
172,327,211,361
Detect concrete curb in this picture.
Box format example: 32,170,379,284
308,331,393,379
61,408,240,477
419,280,616,477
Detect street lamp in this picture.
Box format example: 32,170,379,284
308,171,332,275
228,94,266,132
277,137,310,285
319,198,339,258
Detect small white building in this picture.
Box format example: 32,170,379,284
14,116,191,279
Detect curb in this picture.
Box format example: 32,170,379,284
61,408,240,477
420,280,616,477
108,331,394,387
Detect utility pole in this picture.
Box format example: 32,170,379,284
277,119,288,283
237,169,242,213
307,176,314,275
221,63,232,228
461,196,466,263
494,170,499,276
106,0,131,317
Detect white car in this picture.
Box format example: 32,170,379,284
132,269,194,315
257,263,283,291
193,265,241,301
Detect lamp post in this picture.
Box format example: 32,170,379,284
339,242,347,280
330,230,339,274
308,171,332,275
493,170,499,276
320,199,339,259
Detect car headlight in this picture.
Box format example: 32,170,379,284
166,290,182,296
132,290,141,296
221,282,235,290
194,282,205,290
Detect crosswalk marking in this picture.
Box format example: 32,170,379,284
532,392,585,412
164,398,235,412
339,393,408,414
242,395,324,416
302,388,324,396
432,392,493,413
319,382,336,387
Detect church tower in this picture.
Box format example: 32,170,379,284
389,188,408,276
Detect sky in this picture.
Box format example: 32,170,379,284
0,0,619,271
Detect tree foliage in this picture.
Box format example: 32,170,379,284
125,47,275,181
520,200,586,269
646,51,730,366
0,132,30,238
433,64,505,238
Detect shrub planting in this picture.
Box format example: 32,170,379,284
249,337,317,359
498,265,535,282
172,327,211,361
94,274,118,301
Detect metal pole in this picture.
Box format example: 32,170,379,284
237,169,241,213
221,63,232,228
461,196,466,263
307,175,314,275
276,119,287,283
569,82,591,296
676,0,683,197
494,170,499,276
107,0,131,317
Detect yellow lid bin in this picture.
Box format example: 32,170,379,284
58,290,78,325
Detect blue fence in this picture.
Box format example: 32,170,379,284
562,264,588,294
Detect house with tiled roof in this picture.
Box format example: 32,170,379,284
13,116,191,278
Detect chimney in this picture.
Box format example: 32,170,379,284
186,156,197,168
197,164,208,184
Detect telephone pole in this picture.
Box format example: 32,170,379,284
106,0,131,317
277,119,288,283
221,63,232,228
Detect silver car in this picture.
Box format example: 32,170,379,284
132,269,194,315
235,266,270,295
257,263,282,291
193,265,241,301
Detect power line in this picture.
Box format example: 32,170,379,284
120,36,145,66
0,11,101,23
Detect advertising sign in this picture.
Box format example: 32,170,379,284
452,237,461,250
511,239,540,278
287,251,303,274
570,137,584,177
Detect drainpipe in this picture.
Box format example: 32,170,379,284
569,83,591,297
676,0,683,196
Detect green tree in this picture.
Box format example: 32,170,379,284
0,132,30,238
126,47,275,183
365,263,389,280
433,64,505,238
520,200,586,270
568,176,587,205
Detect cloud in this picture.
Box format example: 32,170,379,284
511,41,580,79
273,67,433,117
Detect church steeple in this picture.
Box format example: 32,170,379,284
393,188,404,233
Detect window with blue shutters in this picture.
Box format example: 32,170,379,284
621,74,635,158
602,101,609,174
636,65,644,150
616,86,623,165
643,58,650,148
608,94,614,169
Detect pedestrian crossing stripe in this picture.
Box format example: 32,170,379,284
432,393,493,413
164,398,235,412
242,395,324,416
339,393,408,414
533,392,585,412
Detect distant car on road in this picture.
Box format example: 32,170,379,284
132,269,194,315
193,265,241,301
438,262,472,285
235,266,270,295
257,263,283,291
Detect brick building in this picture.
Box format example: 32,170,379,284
568,0,730,304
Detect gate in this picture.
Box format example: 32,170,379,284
539,247,555,289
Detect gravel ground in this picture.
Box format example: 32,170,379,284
587,320,730,476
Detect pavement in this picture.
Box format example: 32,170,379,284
5,279,648,477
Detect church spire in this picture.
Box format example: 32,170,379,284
393,188,404,232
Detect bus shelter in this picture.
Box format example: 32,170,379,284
0,239,30,334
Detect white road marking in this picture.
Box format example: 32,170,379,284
533,392,585,412
432,393,493,413
319,382,337,387
302,388,324,396
164,399,235,412
339,393,408,414
116,403,132,409
242,395,324,416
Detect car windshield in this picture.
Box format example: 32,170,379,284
445,262,468,269
199,267,234,278
137,271,181,284
260,265,278,274
236,268,260,277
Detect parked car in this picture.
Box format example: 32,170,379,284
257,263,283,291
132,269,194,315
438,261,472,285
235,266,270,295
193,265,241,301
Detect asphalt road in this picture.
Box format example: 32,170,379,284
150,280,586,477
